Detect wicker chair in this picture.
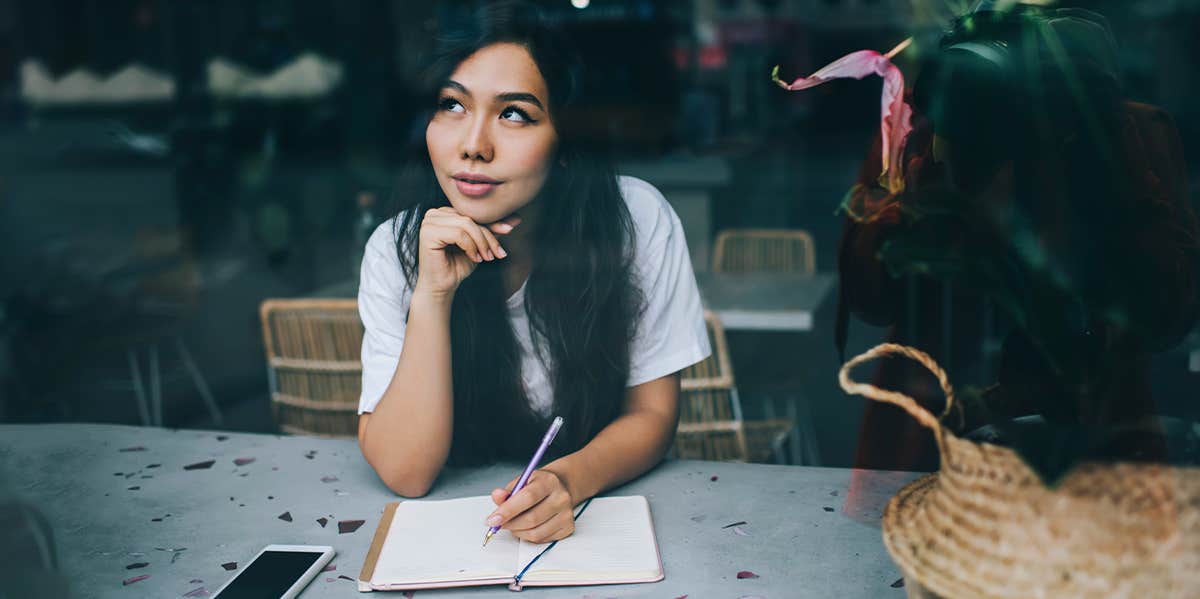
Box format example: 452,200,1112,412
709,228,821,464
674,311,793,463
259,299,363,437
712,228,816,275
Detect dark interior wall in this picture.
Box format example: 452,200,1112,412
0,0,1196,466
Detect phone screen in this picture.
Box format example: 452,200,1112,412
216,550,323,599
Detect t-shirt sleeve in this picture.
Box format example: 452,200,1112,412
357,220,412,414
623,177,712,387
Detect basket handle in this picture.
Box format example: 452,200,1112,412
838,343,955,433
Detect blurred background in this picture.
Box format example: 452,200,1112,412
1,0,1197,468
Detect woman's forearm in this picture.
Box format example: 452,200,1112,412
543,376,679,503
360,290,457,496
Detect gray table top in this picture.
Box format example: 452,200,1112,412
694,272,837,332
0,424,918,599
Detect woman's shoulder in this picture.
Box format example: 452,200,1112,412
362,214,418,286
365,217,402,257
358,213,419,315
617,175,672,220
616,175,683,248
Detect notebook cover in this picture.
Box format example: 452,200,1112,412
357,501,399,592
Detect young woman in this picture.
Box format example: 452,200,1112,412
356,2,709,544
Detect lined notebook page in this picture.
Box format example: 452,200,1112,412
371,496,519,584
518,496,661,582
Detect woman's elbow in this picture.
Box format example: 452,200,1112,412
358,415,444,497
368,455,439,497
380,471,436,498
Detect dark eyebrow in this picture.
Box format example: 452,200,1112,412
495,92,544,111
442,80,470,95
442,80,545,111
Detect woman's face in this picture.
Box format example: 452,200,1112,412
426,42,559,225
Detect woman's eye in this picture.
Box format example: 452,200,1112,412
439,97,464,113
500,106,534,123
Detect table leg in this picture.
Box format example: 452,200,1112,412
126,349,151,426
175,337,224,425
149,344,162,427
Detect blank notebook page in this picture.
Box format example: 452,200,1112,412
371,496,520,584
518,495,661,582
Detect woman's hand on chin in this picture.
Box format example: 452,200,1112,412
413,207,520,299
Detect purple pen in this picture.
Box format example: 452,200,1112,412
482,416,564,547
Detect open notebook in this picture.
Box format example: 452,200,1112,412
357,495,663,591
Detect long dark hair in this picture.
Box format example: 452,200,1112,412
390,1,642,465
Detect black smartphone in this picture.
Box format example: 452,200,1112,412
213,545,336,599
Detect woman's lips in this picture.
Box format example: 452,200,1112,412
453,177,502,197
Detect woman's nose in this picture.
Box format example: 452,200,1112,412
460,116,493,162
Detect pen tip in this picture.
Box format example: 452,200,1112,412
482,531,493,547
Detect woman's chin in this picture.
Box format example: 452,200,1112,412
448,202,515,226
444,202,483,219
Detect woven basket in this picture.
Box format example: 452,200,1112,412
839,343,1200,598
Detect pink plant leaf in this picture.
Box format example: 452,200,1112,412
122,574,150,585
774,43,912,195
736,570,760,579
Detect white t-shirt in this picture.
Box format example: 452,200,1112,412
357,175,711,415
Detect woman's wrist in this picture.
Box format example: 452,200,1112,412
542,455,592,507
409,285,457,313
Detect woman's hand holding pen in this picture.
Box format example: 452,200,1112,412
414,207,521,300
487,470,576,544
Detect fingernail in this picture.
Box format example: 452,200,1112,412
486,514,502,526
496,247,507,258
497,223,513,233
485,250,494,260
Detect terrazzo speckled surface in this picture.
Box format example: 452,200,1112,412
0,424,919,598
